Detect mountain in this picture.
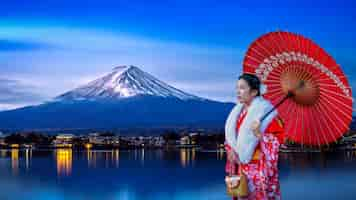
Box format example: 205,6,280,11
0,65,234,132
56,65,202,101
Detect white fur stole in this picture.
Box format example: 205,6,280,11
225,96,277,164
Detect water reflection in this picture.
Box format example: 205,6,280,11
105,151,109,168
25,149,32,170
192,148,196,162
280,152,316,171
114,149,119,168
156,149,163,160
141,148,145,164
1,149,356,200
87,149,96,168
180,148,197,167
134,149,138,161
344,150,356,161
56,149,72,176
11,149,19,175
0,149,7,158
4,149,356,174
217,148,224,160
86,150,121,168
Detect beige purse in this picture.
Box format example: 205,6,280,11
225,166,249,198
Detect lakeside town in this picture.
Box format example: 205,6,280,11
0,130,223,150
1,130,356,152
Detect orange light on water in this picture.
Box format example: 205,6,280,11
11,149,19,175
180,148,197,168
56,149,72,176
115,149,119,168
180,149,191,168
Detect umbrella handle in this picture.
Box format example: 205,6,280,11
260,80,304,122
260,92,293,122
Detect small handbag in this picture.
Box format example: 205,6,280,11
225,166,249,198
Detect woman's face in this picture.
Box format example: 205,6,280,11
236,79,257,105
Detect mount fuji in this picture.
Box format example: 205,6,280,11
57,65,203,101
0,66,234,132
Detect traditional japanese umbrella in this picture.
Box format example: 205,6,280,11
243,31,353,146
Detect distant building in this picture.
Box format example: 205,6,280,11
88,133,120,145
152,136,165,147
88,133,105,145
189,133,199,145
189,132,199,137
341,134,356,144
121,136,164,147
180,136,191,145
53,134,75,147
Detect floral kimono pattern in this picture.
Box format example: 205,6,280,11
226,111,284,200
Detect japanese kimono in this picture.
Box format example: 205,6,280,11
225,96,284,200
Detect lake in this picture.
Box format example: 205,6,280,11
0,149,355,200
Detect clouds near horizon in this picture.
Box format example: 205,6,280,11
0,0,355,111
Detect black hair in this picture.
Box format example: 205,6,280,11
238,73,261,96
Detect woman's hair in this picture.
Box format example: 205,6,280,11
238,73,261,96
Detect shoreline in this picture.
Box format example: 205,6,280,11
1,146,356,153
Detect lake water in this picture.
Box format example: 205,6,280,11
0,149,355,200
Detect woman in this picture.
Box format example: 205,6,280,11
225,73,284,200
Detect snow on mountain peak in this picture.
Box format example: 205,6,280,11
56,65,204,101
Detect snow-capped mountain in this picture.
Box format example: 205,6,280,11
56,65,203,101
0,65,234,131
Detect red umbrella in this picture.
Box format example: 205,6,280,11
243,31,353,146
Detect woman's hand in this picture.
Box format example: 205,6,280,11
225,176,240,188
225,143,240,164
251,120,262,140
227,149,240,164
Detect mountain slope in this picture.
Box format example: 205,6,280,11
57,65,202,101
0,66,234,131
0,96,234,130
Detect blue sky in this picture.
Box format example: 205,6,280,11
0,0,355,110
